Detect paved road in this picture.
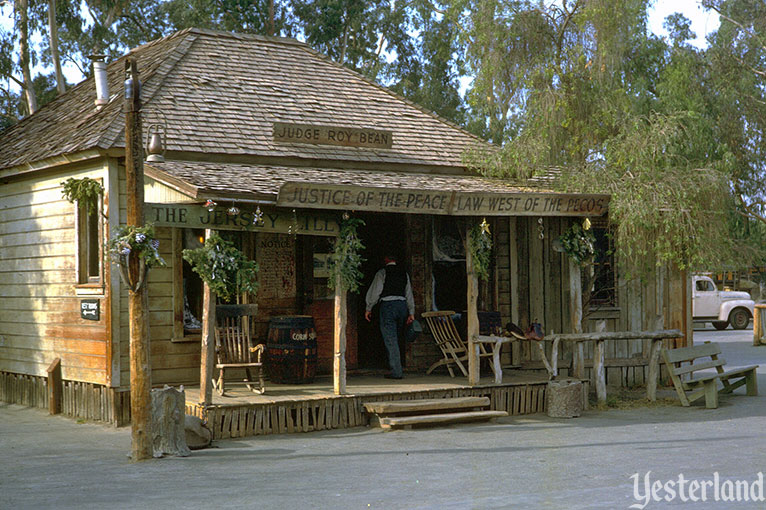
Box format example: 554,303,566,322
2,326,765,510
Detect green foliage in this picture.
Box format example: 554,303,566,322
468,220,492,281
107,223,166,268
558,222,596,265
182,233,259,303
61,177,104,215
327,216,365,293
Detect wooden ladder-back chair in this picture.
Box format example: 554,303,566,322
422,311,496,378
213,304,265,396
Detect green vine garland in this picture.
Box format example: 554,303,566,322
327,215,366,293
469,219,493,281
182,233,259,303
107,224,166,268
558,221,596,264
61,177,104,215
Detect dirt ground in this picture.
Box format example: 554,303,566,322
1,325,765,510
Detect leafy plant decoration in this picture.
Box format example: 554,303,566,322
182,233,259,303
327,215,365,293
61,177,104,216
558,222,596,265
469,219,493,281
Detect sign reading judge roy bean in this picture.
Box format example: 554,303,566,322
277,182,609,217
273,122,393,149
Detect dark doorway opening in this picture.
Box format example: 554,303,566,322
355,212,407,371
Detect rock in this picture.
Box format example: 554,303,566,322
185,415,212,450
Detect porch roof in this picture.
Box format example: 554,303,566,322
146,160,609,217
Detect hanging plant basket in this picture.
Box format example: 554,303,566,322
182,233,259,303
107,224,166,292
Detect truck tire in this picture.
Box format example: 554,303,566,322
712,321,729,330
729,308,751,330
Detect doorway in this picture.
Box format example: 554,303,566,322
355,212,407,371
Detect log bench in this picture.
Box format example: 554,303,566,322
661,342,758,409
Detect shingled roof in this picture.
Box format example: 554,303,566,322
145,160,540,202
0,28,489,173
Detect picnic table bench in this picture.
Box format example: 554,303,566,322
545,329,683,403
661,341,758,408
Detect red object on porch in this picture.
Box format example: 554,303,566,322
266,316,318,383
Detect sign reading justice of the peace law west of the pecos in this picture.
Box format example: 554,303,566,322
277,183,610,217
146,203,340,236
273,122,393,149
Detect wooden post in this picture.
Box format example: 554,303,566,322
569,258,585,379
646,339,662,401
466,224,480,386
200,228,216,406
333,272,347,395
46,358,62,415
754,305,766,346
594,339,606,404
125,57,152,462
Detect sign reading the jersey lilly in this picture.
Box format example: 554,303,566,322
273,122,393,149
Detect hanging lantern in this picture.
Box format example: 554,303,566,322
227,206,240,216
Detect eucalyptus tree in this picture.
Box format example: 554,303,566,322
459,0,745,272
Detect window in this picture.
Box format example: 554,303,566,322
76,193,103,287
586,221,617,308
696,279,715,292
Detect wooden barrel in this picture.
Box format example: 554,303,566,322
266,315,318,384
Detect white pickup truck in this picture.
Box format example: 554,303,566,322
692,275,754,330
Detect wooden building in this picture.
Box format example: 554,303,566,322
0,29,691,430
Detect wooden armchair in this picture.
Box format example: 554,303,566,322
213,304,265,396
421,311,496,378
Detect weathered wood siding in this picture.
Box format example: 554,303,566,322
0,162,112,385
501,217,690,387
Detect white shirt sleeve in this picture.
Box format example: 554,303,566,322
405,275,415,316
365,269,386,311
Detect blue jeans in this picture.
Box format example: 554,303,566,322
379,300,407,377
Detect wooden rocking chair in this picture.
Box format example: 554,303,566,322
421,311,496,378
213,304,265,396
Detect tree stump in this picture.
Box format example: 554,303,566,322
546,379,583,418
151,386,191,457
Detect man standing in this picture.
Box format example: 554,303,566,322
365,255,415,379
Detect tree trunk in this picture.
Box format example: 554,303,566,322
151,386,191,457
17,0,38,115
48,0,66,95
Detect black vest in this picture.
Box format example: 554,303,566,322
381,264,407,298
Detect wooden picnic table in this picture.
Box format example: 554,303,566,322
545,329,683,403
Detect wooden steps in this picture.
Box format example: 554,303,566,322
363,396,508,430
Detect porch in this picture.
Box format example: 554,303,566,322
183,372,558,439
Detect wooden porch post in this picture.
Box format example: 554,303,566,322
199,229,216,406
333,272,347,395
569,258,585,379
466,223,480,386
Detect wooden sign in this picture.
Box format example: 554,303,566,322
146,203,340,236
80,299,100,321
277,182,609,217
273,122,393,149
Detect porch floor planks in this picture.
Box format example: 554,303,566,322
185,373,553,439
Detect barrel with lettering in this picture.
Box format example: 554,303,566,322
266,315,318,384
